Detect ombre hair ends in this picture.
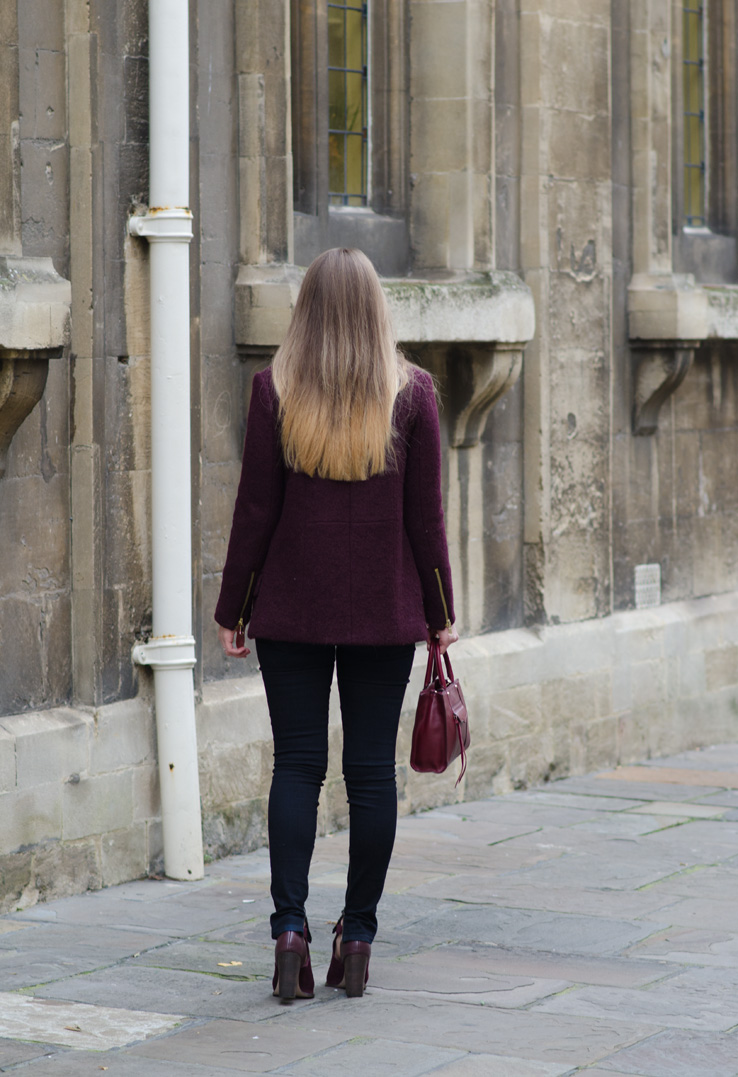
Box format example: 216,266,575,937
271,248,412,482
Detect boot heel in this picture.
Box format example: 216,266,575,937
276,950,301,999
344,952,369,998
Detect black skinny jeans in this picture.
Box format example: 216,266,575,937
256,639,416,944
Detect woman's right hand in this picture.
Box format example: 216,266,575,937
218,624,251,658
427,623,459,656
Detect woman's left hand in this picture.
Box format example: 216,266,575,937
218,624,251,658
426,624,459,656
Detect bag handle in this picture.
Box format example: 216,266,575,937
431,638,456,688
442,649,455,684
424,638,449,690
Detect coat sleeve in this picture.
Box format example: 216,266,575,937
214,371,286,629
403,370,456,631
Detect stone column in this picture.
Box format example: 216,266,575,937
66,0,104,704
408,0,494,272
520,0,614,624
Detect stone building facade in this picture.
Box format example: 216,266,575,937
1,0,738,908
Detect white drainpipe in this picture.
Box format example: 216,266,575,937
129,0,204,880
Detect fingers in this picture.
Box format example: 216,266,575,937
226,643,251,658
437,625,459,655
218,626,251,658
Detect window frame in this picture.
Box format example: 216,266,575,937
682,1,708,228
291,0,409,273
672,0,738,281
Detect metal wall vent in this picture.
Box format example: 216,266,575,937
635,563,661,609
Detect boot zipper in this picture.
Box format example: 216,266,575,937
434,567,452,630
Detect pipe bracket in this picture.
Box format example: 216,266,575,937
132,635,197,670
129,208,193,243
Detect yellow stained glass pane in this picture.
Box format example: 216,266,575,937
329,133,344,195
346,8,363,70
328,6,344,68
346,72,363,132
346,132,363,196
329,70,346,130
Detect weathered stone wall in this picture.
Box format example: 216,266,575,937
614,344,738,607
0,1,71,716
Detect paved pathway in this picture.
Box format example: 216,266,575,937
2,744,738,1075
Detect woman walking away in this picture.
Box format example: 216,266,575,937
215,247,458,1000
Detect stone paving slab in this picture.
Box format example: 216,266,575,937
491,847,689,892
405,876,680,921
32,965,304,1021
2,744,738,1074
594,1027,738,1076
9,885,262,938
425,1055,574,1077
127,939,278,980
278,997,661,1065
507,791,650,812
534,965,738,1031
638,862,738,900
599,766,738,788
692,788,738,808
129,1019,351,1073
0,992,186,1050
11,1054,247,1075
0,1037,50,1068
464,947,671,988
638,817,738,851
564,812,690,836
0,924,173,989
366,945,571,1004
650,896,738,931
547,776,724,801
278,1036,466,1076
414,904,668,954
582,1070,650,1077
643,744,738,769
625,800,729,818
625,925,738,968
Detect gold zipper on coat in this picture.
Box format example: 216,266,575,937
434,567,452,630
235,571,256,634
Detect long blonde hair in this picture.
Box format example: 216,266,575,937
271,248,411,481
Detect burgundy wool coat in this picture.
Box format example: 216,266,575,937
214,367,456,646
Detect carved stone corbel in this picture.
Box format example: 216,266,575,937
631,341,696,436
627,273,708,435
0,255,71,478
0,349,56,476
447,342,523,448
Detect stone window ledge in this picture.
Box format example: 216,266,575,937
235,265,535,351
234,266,535,446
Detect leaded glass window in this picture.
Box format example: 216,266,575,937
328,1,368,206
683,3,707,227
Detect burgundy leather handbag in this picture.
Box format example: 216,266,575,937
410,640,470,786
